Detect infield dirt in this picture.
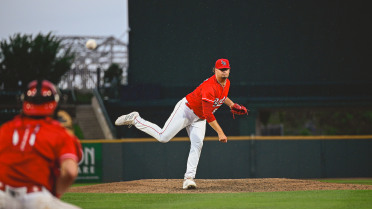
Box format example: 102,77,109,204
68,178,372,193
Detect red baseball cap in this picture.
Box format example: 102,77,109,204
215,58,230,69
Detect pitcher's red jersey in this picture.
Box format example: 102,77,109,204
186,75,230,122
0,115,82,193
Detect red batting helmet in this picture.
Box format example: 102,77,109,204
21,80,60,116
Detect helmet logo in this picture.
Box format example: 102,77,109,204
43,90,52,97
27,89,36,97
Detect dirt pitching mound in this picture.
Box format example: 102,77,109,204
68,178,372,193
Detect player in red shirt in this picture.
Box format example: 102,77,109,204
0,80,82,209
115,58,248,189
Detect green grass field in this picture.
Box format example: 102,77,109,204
63,180,372,209
318,179,372,185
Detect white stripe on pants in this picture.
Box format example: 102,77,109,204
134,97,206,179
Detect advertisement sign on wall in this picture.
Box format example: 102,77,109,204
77,143,102,182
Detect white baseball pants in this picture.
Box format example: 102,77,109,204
134,97,206,179
0,186,80,209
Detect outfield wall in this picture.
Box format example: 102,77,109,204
77,135,372,183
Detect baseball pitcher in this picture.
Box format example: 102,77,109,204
115,58,248,189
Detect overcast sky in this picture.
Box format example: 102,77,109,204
0,0,129,41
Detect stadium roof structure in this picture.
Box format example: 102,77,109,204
58,35,128,90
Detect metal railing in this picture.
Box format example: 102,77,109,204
92,88,117,138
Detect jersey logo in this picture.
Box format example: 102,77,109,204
213,97,226,107
12,125,40,151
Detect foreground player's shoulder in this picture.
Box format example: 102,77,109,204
0,115,22,132
46,118,76,137
0,119,12,129
45,117,63,128
0,119,12,137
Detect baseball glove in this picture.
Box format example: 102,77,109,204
230,103,249,119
